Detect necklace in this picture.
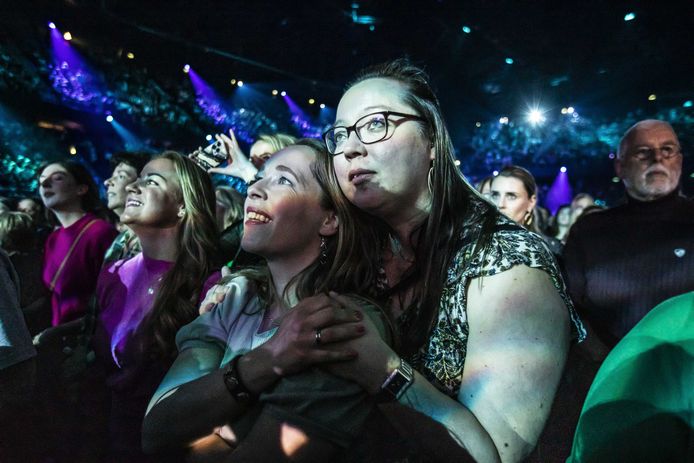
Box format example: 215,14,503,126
388,234,415,263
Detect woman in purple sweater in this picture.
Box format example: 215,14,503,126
89,152,220,462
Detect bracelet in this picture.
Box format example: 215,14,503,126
223,355,256,405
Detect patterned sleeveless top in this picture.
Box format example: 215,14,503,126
390,213,585,399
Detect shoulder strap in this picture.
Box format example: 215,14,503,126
49,218,99,292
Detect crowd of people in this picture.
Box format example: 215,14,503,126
0,59,692,463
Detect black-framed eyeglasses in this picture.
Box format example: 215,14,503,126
323,111,425,155
629,145,681,161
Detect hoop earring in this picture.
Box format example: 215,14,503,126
319,236,328,265
427,164,434,194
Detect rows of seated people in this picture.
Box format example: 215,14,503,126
0,59,692,463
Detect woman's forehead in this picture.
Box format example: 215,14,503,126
337,78,409,119
40,163,69,178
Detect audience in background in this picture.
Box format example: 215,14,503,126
248,132,297,168
102,151,150,267
214,185,245,264
491,165,564,255
475,175,494,200
549,204,573,243
0,249,37,461
569,193,595,224
564,120,694,358
0,212,50,334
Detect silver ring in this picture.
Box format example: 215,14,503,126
314,328,322,346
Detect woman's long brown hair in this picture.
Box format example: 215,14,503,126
342,59,501,356
137,151,219,363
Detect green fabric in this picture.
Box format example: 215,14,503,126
567,292,694,463
260,298,392,447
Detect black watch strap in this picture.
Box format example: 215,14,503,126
223,355,256,405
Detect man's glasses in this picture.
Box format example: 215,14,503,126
323,111,425,155
629,145,681,161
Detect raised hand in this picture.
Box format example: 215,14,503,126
208,129,258,183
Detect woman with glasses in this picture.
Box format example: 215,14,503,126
318,59,584,462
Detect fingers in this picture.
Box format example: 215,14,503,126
303,304,362,333
317,322,365,345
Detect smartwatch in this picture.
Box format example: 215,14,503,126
380,358,414,400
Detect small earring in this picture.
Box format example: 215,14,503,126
178,210,185,218
319,236,328,265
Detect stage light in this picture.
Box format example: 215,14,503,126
280,91,287,96
308,98,315,105
561,107,568,114
462,26,471,34
690,172,694,178
624,12,636,21
609,153,616,159
126,52,135,59
567,106,575,114
48,22,56,29
454,160,461,166
230,79,237,85
684,100,693,108
69,146,77,155
320,103,326,109
106,115,114,122
560,166,567,173
237,80,244,87
505,57,514,65
499,116,509,124
63,32,72,41
612,176,620,183
648,94,656,101
205,134,213,141
369,25,375,31
183,64,190,73
475,122,481,127
272,89,278,96
527,109,545,125
493,170,499,176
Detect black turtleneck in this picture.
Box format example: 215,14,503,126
563,190,694,347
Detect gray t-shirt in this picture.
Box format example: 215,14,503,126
175,275,391,447
0,250,36,370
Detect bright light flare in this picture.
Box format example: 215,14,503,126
499,116,509,124
462,26,471,33
106,115,114,122
48,22,56,29
237,80,244,87
280,91,287,96
183,64,190,73
308,98,315,105
624,12,636,21
527,109,545,125
126,52,135,59
560,166,567,173
319,103,326,109
63,32,72,41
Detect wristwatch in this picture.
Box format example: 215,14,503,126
223,355,255,405
380,358,414,400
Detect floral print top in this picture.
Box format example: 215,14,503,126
394,215,586,398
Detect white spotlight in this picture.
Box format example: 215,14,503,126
527,109,545,125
